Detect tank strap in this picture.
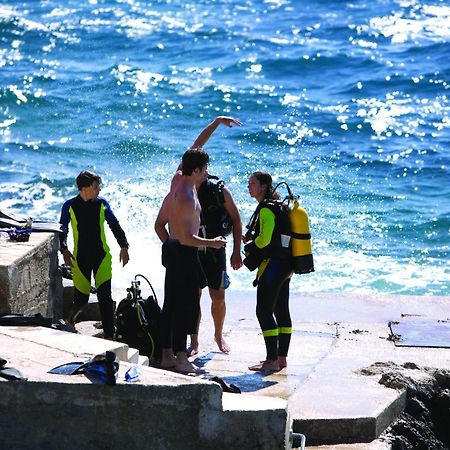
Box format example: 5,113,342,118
291,232,311,240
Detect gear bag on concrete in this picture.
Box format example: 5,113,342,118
115,275,161,362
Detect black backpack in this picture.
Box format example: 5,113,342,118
115,275,161,363
198,175,232,238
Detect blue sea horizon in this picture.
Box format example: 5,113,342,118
0,0,449,296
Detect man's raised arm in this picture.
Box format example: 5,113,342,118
190,116,241,150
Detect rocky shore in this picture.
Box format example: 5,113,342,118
360,362,450,449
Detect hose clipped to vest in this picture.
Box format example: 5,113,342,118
272,182,315,275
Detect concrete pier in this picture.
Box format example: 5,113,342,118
1,236,449,448
0,233,62,320
0,325,289,450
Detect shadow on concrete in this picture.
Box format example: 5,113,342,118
219,373,278,393
211,373,277,392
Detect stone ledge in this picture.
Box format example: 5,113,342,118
0,233,62,319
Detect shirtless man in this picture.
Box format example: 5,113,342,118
155,148,226,374
185,116,242,355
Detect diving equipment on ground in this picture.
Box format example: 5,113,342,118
0,356,27,381
48,351,119,385
115,274,161,363
0,209,63,238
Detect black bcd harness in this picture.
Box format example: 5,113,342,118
198,175,232,238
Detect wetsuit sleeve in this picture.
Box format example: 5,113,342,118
102,198,129,249
254,207,275,249
59,200,71,252
243,207,275,257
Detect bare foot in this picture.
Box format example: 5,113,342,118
278,356,287,369
215,335,230,354
174,360,204,375
160,350,177,370
248,360,280,372
186,345,199,357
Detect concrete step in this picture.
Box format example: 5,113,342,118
288,323,409,445
0,325,291,450
290,374,406,445
126,347,139,364
138,355,149,366
0,325,130,362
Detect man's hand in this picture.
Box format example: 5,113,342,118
230,249,243,270
210,236,227,249
62,249,74,267
216,116,241,128
190,116,241,149
120,247,130,267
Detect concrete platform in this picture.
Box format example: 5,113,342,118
0,323,289,449
172,290,450,447
1,289,449,448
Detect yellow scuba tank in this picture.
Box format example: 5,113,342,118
288,198,314,274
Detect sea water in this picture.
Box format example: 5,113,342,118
0,0,449,296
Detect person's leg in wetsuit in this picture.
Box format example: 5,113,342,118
249,258,292,372
65,256,115,339
95,279,115,339
160,239,202,374
273,277,292,369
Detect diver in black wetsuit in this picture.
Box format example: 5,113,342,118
59,170,129,339
244,171,294,372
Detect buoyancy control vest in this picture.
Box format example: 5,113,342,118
198,175,232,238
244,200,291,263
244,182,314,275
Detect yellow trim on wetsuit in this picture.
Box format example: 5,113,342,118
69,207,91,295
94,202,112,288
263,328,279,338
278,326,292,334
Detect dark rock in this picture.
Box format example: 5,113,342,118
434,369,450,389
431,389,450,446
390,413,446,450
391,435,412,450
380,372,408,390
402,362,420,370
405,398,431,423
362,362,450,448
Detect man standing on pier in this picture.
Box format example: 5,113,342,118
155,149,227,374
59,170,129,339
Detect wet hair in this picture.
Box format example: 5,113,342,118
76,170,102,190
252,171,280,200
181,148,209,175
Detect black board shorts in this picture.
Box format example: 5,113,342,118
198,246,230,291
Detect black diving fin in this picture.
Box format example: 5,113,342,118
0,209,62,233
0,357,27,381
47,361,86,375
48,351,118,385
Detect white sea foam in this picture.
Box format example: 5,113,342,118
0,118,16,128
355,94,448,137
111,65,166,94
369,4,450,43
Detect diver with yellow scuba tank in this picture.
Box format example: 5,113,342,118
243,171,313,372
